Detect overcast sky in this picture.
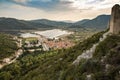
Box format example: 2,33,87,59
0,0,119,21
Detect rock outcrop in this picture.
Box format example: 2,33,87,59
109,4,120,34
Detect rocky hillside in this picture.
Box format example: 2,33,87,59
0,30,119,80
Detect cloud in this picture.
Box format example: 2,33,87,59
6,0,59,11
0,0,119,21
12,0,30,3
12,0,52,3
0,3,110,21
60,0,120,10
4,0,119,11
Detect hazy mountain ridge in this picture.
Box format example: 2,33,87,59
0,15,110,30
82,15,110,29
31,19,72,27
0,18,55,30
71,15,110,29
74,19,90,25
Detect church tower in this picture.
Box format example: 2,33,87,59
109,4,120,34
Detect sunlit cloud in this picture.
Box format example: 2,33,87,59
3,0,120,11
60,0,120,10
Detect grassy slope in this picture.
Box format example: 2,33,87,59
0,33,18,59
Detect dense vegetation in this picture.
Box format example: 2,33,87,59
0,33,18,59
0,32,104,80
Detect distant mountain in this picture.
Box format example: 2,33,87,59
63,20,75,23
71,15,110,29
74,19,90,25
0,18,55,30
31,19,72,27
0,15,111,31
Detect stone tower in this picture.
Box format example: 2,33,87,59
109,4,120,34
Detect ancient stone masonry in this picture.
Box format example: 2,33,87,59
110,4,120,34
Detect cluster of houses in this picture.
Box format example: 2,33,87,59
23,36,74,52
24,40,41,48
21,30,74,52
23,37,50,51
